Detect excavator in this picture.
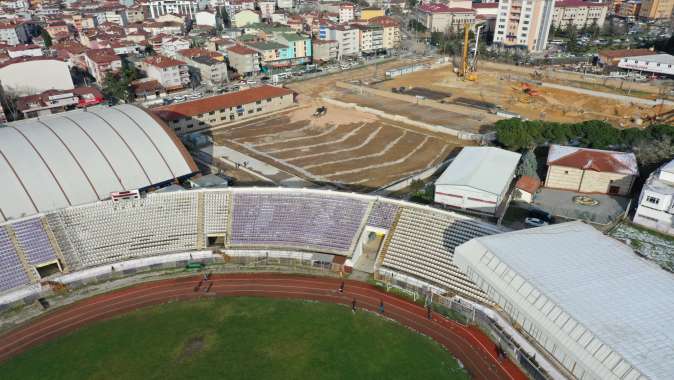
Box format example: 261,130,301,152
457,23,484,81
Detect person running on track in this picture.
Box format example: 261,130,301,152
427,304,432,320
378,300,385,314
352,298,357,313
339,281,344,293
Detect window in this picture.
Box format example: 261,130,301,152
564,170,569,174
221,116,226,121
198,121,205,126
646,196,660,205
256,100,262,104
266,98,272,103
209,111,215,115
257,107,262,112
230,115,235,120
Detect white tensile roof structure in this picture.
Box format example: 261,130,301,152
454,221,674,380
0,104,197,222
435,147,521,196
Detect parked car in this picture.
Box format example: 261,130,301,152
527,209,553,223
524,217,549,228
173,95,186,103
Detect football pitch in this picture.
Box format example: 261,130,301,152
0,297,469,380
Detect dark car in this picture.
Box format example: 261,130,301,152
527,209,553,223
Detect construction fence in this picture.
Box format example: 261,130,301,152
373,271,550,380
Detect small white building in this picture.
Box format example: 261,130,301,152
195,10,218,27
633,159,674,235
434,147,521,215
618,54,674,77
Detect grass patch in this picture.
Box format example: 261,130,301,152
1,298,469,380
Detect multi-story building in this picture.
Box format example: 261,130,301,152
273,33,312,64
224,0,255,18
368,16,400,50
143,55,190,91
319,24,359,59
143,0,199,19
176,48,229,85
6,44,42,59
226,44,260,77
277,0,293,9
0,22,20,45
232,9,261,27
151,34,192,56
84,48,122,83
259,0,276,18
195,10,218,27
493,0,555,52
414,3,476,33
638,0,674,19
353,24,384,54
617,54,674,76
616,0,640,19
246,41,292,68
312,39,338,62
339,3,355,23
552,0,608,30
361,7,385,20
633,159,674,236
151,85,295,134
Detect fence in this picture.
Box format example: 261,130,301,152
219,251,343,276
373,271,551,380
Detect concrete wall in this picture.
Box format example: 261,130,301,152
545,165,635,195
435,185,498,214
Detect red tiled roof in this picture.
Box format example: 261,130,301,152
144,54,185,68
547,145,638,175
598,48,656,59
227,44,257,55
177,47,222,59
472,2,498,8
418,3,450,12
368,15,399,27
515,176,541,194
53,41,87,54
85,48,119,64
152,85,294,120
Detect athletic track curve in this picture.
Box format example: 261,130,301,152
0,274,527,380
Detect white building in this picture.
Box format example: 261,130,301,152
195,10,217,27
319,24,359,58
633,159,674,235
493,0,555,52
276,0,293,9
259,0,276,18
0,22,20,45
145,0,199,19
455,221,674,380
144,55,190,91
618,54,674,77
0,58,74,96
552,0,608,30
6,44,43,59
339,3,355,23
434,147,521,215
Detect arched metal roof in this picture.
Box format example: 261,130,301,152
0,104,197,222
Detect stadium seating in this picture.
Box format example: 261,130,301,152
47,192,199,269
0,228,30,292
381,206,500,301
230,192,369,253
10,217,57,266
366,201,399,230
203,191,229,235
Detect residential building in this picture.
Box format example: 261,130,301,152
224,0,255,18
6,44,42,58
143,0,199,19
513,176,541,203
544,145,638,196
84,48,122,83
369,16,401,50
246,41,292,68
354,24,384,54
125,6,146,23
598,48,656,66
152,85,295,134
15,87,103,119
132,78,167,101
45,20,70,38
233,9,261,27
143,55,190,91
151,34,191,56
339,2,355,23
274,33,312,64
493,0,555,52
226,44,260,76
277,0,293,9
259,0,276,18
319,24,359,58
361,7,385,20
616,0,640,18
414,3,475,33
617,54,674,76
633,159,674,235
0,22,20,45
53,40,88,68
143,21,183,35
312,39,338,62
435,147,521,216
176,48,229,85
0,57,74,95
552,0,608,30
195,10,218,27
638,0,673,19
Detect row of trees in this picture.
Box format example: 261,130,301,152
495,119,674,165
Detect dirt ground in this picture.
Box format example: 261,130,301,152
210,106,464,191
374,65,674,128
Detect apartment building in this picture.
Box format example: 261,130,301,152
144,55,190,91
226,44,260,76
354,24,384,54
414,3,476,32
152,85,295,134
369,16,401,50
0,22,20,45
339,3,355,23
84,48,122,83
274,33,312,64
493,0,555,52
312,39,338,62
552,0,608,30
633,159,674,236
638,0,674,19
144,0,199,19
319,24,359,58
176,48,229,85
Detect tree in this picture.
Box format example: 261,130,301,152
102,61,140,104
40,28,52,48
517,150,540,180
565,24,579,53
634,137,674,165
406,0,418,8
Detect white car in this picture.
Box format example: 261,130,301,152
173,95,186,103
524,217,549,228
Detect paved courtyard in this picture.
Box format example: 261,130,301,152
533,188,631,225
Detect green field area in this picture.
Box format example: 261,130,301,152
1,297,469,380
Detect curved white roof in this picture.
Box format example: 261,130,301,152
0,104,197,222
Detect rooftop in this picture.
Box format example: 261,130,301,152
227,44,257,55
599,48,656,59
547,145,638,175
620,53,674,65
436,147,521,196
85,48,119,64
515,176,541,194
246,41,288,51
144,55,186,68
152,85,294,120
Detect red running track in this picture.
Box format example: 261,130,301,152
0,274,527,380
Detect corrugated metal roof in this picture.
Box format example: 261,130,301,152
0,105,197,222
435,147,521,196
455,222,674,380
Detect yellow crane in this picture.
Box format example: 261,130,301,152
457,23,483,81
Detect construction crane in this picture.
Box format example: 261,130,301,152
458,23,484,81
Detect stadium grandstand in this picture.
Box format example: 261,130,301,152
455,222,674,380
0,104,198,223
0,188,502,306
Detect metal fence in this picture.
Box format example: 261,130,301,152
373,271,551,380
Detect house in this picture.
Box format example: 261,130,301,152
143,55,190,91
15,86,103,118
233,9,261,27
6,44,42,58
633,159,674,235
53,41,88,68
131,78,166,101
434,147,521,216
84,48,122,83
544,145,638,196
152,85,294,134
513,176,541,204
0,57,74,95
226,44,260,77
151,34,191,56
312,39,338,62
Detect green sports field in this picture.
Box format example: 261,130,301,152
0,298,469,380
